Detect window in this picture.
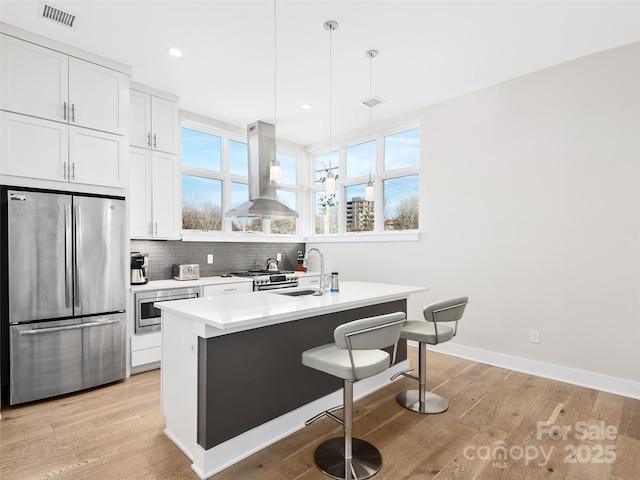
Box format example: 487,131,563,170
230,181,261,232
182,175,222,230
313,150,339,234
180,121,301,235
181,127,221,170
315,190,339,235
382,128,419,230
311,124,420,236
345,184,374,232
383,175,419,230
269,152,298,235
229,140,248,176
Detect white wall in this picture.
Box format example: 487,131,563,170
309,42,640,397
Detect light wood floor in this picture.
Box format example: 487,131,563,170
1,347,639,480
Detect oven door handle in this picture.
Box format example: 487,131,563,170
19,319,121,335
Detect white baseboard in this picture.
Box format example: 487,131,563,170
420,342,640,400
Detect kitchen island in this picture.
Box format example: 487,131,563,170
156,281,428,479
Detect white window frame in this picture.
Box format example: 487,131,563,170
180,117,304,241
309,122,420,241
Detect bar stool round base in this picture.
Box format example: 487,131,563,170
314,437,382,480
396,389,449,414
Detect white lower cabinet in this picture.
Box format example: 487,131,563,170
298,275,321,288
130,281,253,372
131,332,162,370
203,282,253,296
1,111,125,187
129,147,180,239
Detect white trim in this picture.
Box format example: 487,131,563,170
181,359,409,479
180,231,305,243
0,22,132,75
426,342,640,400
180,229,418,243
309,232,419,243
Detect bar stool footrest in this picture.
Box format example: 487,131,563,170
396,389,448,414
315,437,382,480
390,368,418,382
305,405,343,426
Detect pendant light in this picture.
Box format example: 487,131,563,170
324,20,338,193
364,49,378,202
270,0,282,185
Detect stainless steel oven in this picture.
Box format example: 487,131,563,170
230,270,298,291
134,286,200,334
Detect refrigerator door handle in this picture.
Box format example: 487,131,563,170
65,203,73,308
19,319,121,335
73,204,82,308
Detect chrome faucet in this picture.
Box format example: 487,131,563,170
303,247,325,296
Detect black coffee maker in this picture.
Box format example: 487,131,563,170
130,252,148,285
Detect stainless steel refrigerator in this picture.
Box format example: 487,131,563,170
1,188,126,404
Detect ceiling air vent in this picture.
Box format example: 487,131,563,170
361,96,385,108
41,3,77,28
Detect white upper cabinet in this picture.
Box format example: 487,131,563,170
0,29,130,190
0,36,68,122
0,111,67,181
129,147,180,239
130,87,179,154
128,83,180,239
0,111,125,187
1,35,126,135
68,57,126,134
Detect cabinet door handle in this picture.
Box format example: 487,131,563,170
147,132,151,147
153,133,157,148
71,104,75,122
63,102,67,121
72,163,76,180
154,222,158,236
148,222,152,237
63,161,67,180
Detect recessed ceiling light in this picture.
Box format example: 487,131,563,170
300,103,312,110
167,47,183,58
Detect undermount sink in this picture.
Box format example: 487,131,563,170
272,289,320,297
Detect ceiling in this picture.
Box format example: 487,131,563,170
1,1,639,146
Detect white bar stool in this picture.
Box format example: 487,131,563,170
391,297,468,414
302,311,406,480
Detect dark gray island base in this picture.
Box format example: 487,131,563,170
197,300,407,449
158,281,428,479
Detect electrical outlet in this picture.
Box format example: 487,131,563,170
207,254,213,264
276,253,282,261
529,330,540,344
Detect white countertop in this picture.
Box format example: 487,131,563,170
130,276,254,292
156,281,428,336
130,271,321,292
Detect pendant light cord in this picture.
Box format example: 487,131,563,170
368,51,373,182
273,0,277,140
328,23,333,173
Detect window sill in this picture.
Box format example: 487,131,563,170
181,231,306,243
180,230,419,244
307,231,420,243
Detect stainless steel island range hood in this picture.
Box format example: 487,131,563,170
225,120,298,218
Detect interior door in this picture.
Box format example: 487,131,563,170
73,195,126,316
8,190,73,322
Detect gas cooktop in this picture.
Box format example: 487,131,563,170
232,270,295,276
